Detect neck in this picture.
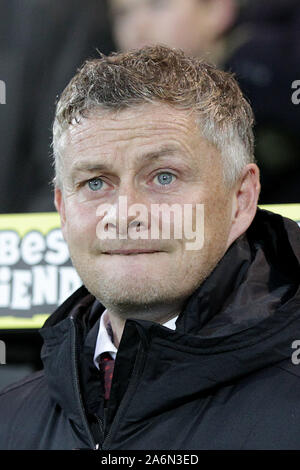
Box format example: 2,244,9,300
106,307,181,349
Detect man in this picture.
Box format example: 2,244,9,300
0,45,299,450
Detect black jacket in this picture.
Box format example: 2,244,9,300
0,209,299,450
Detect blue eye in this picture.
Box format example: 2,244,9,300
155,172,175,186
88,178,104,191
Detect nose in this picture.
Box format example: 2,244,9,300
96,183,150,240
117,194,150,239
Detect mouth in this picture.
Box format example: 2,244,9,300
102,250,162,255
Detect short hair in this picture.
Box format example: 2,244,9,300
52,44,255,188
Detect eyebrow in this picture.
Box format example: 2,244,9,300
70,145,183,175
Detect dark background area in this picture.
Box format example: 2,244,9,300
0,330,42,389
0,0,115,213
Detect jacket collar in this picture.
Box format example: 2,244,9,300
176,207,300,337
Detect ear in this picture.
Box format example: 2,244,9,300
226,164,261,249
54,187,67,240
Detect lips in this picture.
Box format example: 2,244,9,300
103,249,161,255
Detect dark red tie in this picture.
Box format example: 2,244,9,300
99,352,115,401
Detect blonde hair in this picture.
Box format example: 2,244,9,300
52,45,254,187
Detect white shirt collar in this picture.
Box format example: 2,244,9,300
93,310,178,368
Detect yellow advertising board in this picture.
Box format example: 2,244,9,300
0,212,81,329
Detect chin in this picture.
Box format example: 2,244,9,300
87,275,175,311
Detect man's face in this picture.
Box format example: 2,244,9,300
55,103,235,316
109,0,218,56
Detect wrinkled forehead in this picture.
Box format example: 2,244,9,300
58,102,221,176
63,102,200,149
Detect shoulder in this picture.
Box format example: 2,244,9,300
274,359,300,380
236,358,300,416
241,360,300,448
253,358,300,410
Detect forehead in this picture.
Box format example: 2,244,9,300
61,102,220,175
66,103,200,150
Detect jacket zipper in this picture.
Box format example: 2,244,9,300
70,316,146,450
101,341,146,450
70,316,103,450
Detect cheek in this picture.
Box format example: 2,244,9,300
204,196,232,248
64,201,98,249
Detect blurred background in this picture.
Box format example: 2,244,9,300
0,0,299,389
